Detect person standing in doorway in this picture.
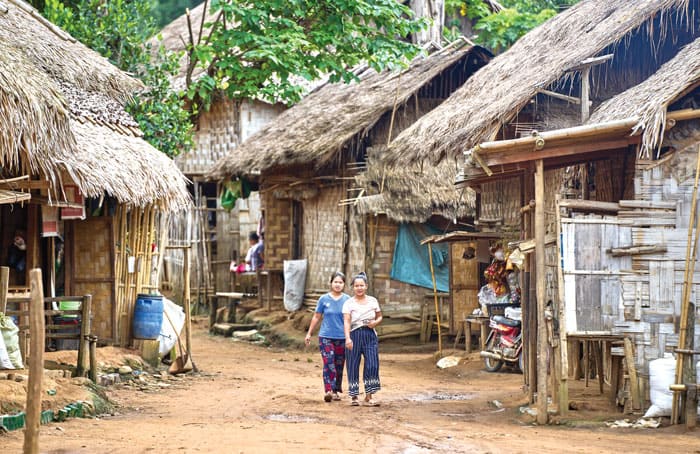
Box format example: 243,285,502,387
305,272,350,402
343,272,382,407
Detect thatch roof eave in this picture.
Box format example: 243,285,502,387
387,0,696,165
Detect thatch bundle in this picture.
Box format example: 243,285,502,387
354,155,475,223
0,0,190,211
208,44,490,180
388,0,696,164
0,0,141,103
67,120,191,211
0,44,75,176
590,37,700,158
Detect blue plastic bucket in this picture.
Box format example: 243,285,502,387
132,294,164,340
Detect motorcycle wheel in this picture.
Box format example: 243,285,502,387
483,332,504,373
517,350,524,374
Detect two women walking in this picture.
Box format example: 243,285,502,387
306,271,383,406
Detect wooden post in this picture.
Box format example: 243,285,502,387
0,266,8,313
24,269,45,454
554,195,569,415
256,269,263,308
209,295,218,333
535,159,549,424
624,338,641,411
76,295,92,377
266,271,272,312
428,243,443,357
183,246,196,371
580,66,591,122
89,337,98,383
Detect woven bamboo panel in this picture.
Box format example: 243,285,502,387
480,176,521,229
69,217,115,342
262,191,292,270
302,185,344,290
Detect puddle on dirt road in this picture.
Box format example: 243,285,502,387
405,392,475,402
264,413,319,423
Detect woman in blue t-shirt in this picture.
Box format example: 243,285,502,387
305,271,350,402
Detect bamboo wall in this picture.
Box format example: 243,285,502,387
114,205,165,345
301,184,345,291
261,190,293,270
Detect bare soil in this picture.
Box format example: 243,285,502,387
2,314,700,453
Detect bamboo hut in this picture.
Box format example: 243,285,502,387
0,0,190,345
384,0,700,422
208,42,491,335
155,2,296,305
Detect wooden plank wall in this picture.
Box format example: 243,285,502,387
562,150,700,381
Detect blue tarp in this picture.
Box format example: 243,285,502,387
390,223,449,293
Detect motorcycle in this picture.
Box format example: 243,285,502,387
480,313,523,373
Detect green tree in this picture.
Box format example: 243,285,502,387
185,0,428,109
152,0,202,28
446,0,580,53
43,0,193,157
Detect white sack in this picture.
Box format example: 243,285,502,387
0,314,23,369
0,326,14,369
158,298,186,357
283,259,307,312
643,354,700,418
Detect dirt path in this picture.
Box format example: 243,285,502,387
3,321,700,453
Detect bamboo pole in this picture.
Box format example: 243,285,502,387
471,109,700,156
24,269,45,454
672,144,700,424
535,159,549,424
427,243,442,357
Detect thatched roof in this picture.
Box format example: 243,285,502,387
354,158,474,223
207,44,492,180
68,120,191,211
388,0,697,164
0,0,190,211
589,37,700,158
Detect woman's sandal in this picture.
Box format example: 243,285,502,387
364,397,380,407
350,397,359,406
332,392,341,401
324,392,333,402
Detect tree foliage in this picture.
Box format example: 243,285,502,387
446,0,580,53
186,0,428,108
43,0,193,157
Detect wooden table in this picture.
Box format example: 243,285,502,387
566,332,628,407
464,315,490,353
213,292,244,327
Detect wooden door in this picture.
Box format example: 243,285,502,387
450,241,480,333
66,217,116,342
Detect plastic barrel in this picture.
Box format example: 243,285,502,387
132,294,164,340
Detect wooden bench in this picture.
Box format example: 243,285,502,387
2,294,97,380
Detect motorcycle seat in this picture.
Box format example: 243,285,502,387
492,315,521,327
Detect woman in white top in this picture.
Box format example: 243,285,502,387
342,272,383,406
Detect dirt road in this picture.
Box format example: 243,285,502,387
3,321,700,453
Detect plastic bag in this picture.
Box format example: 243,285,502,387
158,298,186,357
283,259,308,311
0,326,14,369
477,284,497,306
0,313,23,369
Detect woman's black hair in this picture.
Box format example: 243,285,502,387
329,271,346,283
351,272,368,286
